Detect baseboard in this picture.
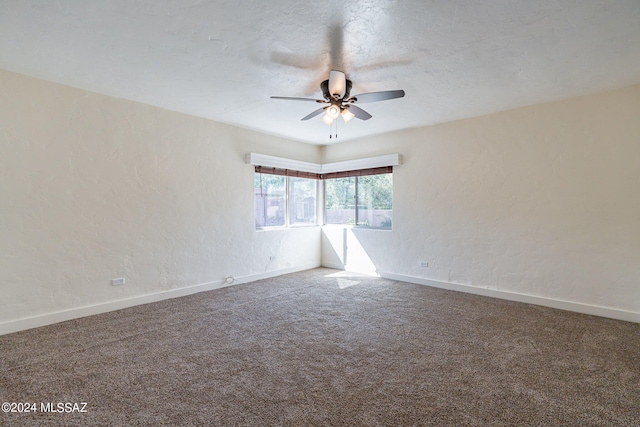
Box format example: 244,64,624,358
234,262,321,284
5,263,634,335
320,261,346,271
379,272,640,324
0,262,321,336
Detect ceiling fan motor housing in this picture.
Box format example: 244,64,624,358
320,79,352,101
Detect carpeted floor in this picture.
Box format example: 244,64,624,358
1,268,638,426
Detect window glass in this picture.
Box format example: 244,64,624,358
325,177,356,225
289,177,317,226
356,174,393,228
254,173,286,227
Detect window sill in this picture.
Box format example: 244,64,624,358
322,224,392,231
256,224,320,231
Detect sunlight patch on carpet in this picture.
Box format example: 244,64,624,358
336,278,360,289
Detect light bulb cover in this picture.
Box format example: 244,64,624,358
341,108,355,123
326,105,340,119
322,114,333,125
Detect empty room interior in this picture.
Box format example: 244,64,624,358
1,1,639,425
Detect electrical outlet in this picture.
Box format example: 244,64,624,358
111,278,125,286
420,261,429,268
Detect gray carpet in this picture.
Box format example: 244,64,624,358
1,268,638,426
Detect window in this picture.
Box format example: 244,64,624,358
325,168,393,229
254,164,392,230
254,167,318,228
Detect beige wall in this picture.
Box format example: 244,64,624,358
323,84,640,315
2,68,638,331
0,69,321,330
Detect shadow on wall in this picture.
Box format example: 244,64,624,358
321,226,379,276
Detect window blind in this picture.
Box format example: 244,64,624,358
255,165,392,180
254,166,321,180
320,166,392,179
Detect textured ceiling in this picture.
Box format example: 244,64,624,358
2,1,640,145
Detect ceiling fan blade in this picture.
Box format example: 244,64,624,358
348,105,372,120
328,70,346,98
350,90,405,103
301,108,326,121
271,96,325,103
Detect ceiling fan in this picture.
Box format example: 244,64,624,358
271,70,405,126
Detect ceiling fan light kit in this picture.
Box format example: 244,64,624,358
271,70,405,133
